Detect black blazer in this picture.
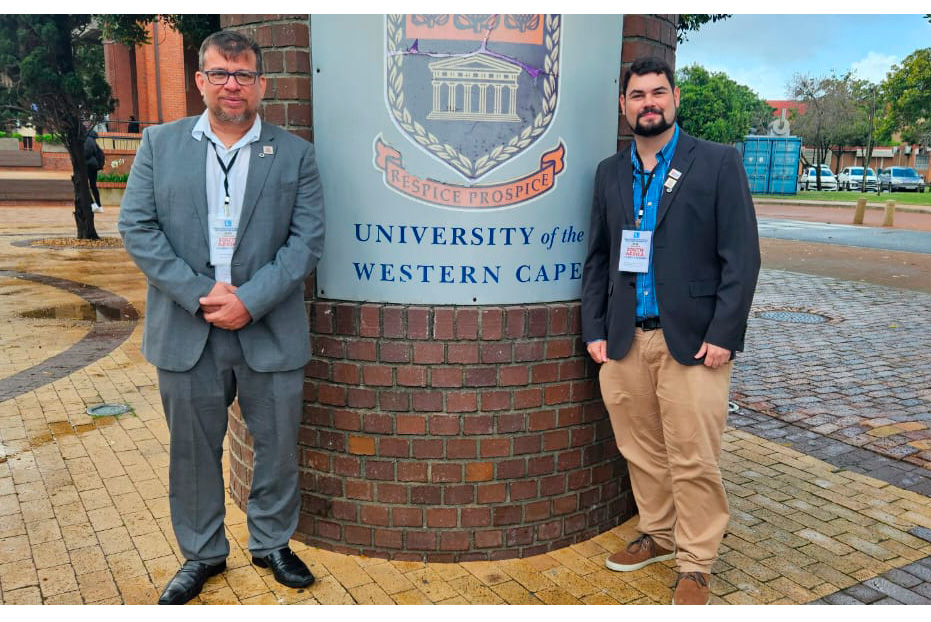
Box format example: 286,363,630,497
581,129,760,366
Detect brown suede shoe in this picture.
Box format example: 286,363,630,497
605,533,675,572
672,571,710,605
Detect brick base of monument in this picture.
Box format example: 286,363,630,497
228,300,635,562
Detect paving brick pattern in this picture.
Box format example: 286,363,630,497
2,208,931,604
734,269,931,469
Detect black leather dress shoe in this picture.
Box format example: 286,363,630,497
157,560,226,605
253,547,315,588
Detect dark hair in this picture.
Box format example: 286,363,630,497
198,30,263,75
622,57,675,95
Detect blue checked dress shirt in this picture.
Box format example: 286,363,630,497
631,124,680,321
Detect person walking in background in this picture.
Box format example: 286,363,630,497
19,122,35,150
119,30,325,605
84,129,105,212
581,56,760,605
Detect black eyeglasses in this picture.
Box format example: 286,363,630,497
203,70,262,86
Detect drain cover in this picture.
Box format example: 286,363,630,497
757,310,829,324
87,403,131,417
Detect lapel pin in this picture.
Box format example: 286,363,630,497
669,168,682,180
264,145,274,155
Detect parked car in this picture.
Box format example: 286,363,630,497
837,166,877,192
798,165,838,191
878,167,925,192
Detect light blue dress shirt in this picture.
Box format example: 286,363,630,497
631,124,680,320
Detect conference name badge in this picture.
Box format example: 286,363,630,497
618,229,652,273
212,215,237,264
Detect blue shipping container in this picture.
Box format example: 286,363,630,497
736,136,802,195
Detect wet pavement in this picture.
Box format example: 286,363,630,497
0,205,930,605
758,218,931,254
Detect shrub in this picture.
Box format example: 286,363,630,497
97,172,129,183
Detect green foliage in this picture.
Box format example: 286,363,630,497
97,172,129,183
98,14,220,50
676,15,731,43
0,15,113,136
0,15,113,238
878,48,931,146
0,14,218,238
790,73,873,175
675,64,773,144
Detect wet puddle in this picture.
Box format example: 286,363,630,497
19,302,126,322
0,415,120,464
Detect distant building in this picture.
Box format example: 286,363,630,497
768,99,928,183
102,17,204,134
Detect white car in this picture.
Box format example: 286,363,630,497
837,166,877,192
798,166,838,191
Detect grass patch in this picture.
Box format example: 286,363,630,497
754,190,931,206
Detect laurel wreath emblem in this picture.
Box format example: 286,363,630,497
386,14,560,180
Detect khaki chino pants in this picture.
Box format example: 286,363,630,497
599,328,732,574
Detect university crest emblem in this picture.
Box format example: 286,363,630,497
376,14,564,209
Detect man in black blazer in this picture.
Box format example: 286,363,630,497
581,57,760,605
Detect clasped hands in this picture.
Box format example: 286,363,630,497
586,339,730,369
199,282,251,330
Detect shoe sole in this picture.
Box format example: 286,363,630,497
605,551,675,572
672,595,711,605
252,556,315,588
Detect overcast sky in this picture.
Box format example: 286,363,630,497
675,14,931,100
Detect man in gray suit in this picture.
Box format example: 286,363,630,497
119,31,325,605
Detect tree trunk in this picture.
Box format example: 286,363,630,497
64,128,99,240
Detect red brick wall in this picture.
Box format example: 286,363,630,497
229,301,634,561
104,42,136,125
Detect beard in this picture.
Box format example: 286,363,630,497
205,95,255,124
632,106,677,137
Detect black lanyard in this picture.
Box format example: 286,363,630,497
634,154,656,230
211,141,240,211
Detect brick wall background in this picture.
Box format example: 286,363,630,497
221,15,314,143
618,14,678,151
224,14,677,561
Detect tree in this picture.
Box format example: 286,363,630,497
676,14,730,43
675,64,773,144
0,15,219,240
97,14,220,51
878,48,931,147
790,73,870,189
0,15,113,238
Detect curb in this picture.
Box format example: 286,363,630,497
754,197,931,215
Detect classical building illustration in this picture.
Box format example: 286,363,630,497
426,53,521,122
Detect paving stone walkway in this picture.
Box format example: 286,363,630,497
735,270,931,470
0,207,930,605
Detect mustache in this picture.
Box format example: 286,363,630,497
639,107,662,118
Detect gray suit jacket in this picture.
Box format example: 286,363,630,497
118,116,325,372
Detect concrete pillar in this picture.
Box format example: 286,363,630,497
883,200,895,227
853,198,866,225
